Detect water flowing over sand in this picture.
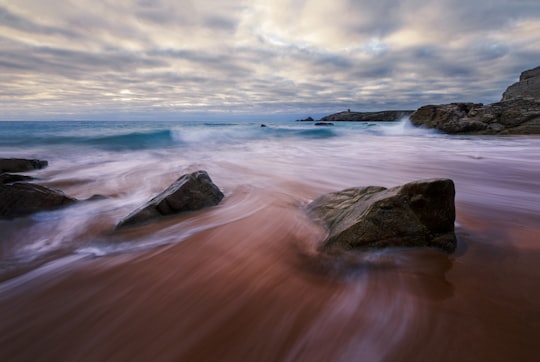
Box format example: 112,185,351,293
1,119,539,361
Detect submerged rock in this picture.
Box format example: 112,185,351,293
0,158,48,173
0,183,76,219
307,179,456,253
315,122,334,126
117,170,224,228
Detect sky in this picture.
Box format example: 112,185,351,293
1,0,539,121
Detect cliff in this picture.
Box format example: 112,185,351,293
411,66,540,134
502,66,540,101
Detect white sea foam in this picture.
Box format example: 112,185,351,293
1,119,539,276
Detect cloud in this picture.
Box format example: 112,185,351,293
0,0,539,120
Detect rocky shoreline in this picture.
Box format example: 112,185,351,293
406,66,540,134
1,157,456,254
303,65,540,135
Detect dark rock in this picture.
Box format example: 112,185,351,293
260,124,267,127
411,99,540,134
319,110,413,122
502,66,540,101
296,116,315,122
0,183,76,219
315,122,334,126
411,66,540,134
307,179,456,253
0,174,34,184
0,158,48,173
117,170,224,227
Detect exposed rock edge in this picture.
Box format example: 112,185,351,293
306,178,456,253
117,170,224,228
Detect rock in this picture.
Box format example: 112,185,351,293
0,183,76,219
410,103,487,133
0,174,34,184
117,170,224,227
502,66,540,101
410,66,540,134
296,116,315,122
411,99,540,134
315,122,334,126
307,179,456,253
319,110,413,122
0,158,48,173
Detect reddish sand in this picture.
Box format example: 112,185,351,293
1,197,539,361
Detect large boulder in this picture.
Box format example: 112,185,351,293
0,183,76,219
410,103,487,133
307,179,456,253
117,170,224,227
411,66,540,134
411,100,540,134
0,158,48,173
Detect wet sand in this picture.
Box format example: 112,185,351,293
1,190,539,361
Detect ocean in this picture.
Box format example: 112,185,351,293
1,118,539,361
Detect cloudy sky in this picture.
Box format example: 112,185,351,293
1,0,539,120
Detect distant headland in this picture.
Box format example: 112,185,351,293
296,110,413,123
298,65,540,135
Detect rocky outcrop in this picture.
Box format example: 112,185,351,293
0,158,48,173
502,66,540,101
0,174,33,184
411,99,540,134
0,158,77,218
307,179,456,253
296,116,314,122
117,170,224,228
0,183,76,219
411,66,540,134
320,110,413,122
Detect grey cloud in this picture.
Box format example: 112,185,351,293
1,0,539,119
476,43,510,61
0,41,167,81
0,6,78,38
147,48,254,78
345,0,404,37
350,65,394,79
202,15,238,31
